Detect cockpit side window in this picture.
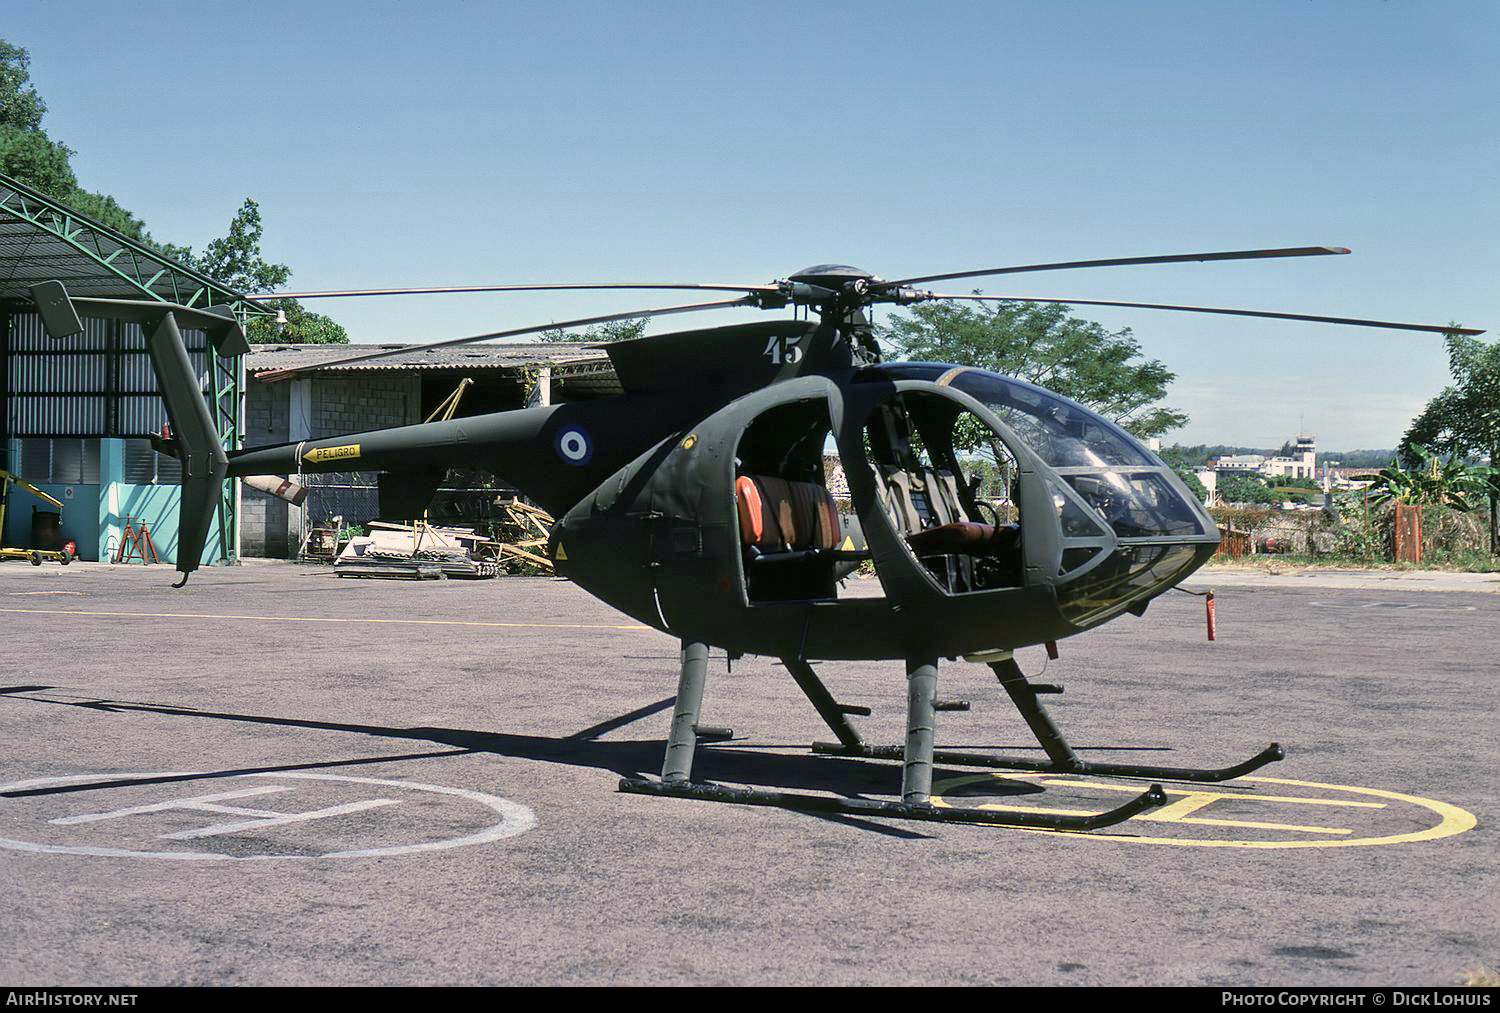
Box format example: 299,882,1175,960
861,392,1025,594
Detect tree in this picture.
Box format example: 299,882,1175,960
163,198,346,344
537,317,647,344
1401,333,1500,553
0,120,75,194
0,40,45,132
1371,445,1493,511
879,300,1188,440
246,298,348,344
0,39,346,344
0,41,76,195
1216,473,1281,506
1,40,159,244
189,198,290,294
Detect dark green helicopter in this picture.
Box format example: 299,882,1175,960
28,246,1484,830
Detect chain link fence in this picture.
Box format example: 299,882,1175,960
300,471,381,530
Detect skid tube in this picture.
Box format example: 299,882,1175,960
810,742,1283,783
617,776,1168,831
629,642,1168,830
808,654,1283,784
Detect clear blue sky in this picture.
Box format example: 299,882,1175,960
8,1,1496,450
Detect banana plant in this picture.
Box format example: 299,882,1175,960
1368,444,1495,511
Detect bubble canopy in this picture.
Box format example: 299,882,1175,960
869,363,1216,543
872,362,1150,468
861,363,1219,626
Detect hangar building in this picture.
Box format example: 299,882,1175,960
1,172,260,565
1,171,619,564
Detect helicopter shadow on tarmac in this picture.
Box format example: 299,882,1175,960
0,687,1057,839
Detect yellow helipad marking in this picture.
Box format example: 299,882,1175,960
0,607,651,632
930,773,1477,848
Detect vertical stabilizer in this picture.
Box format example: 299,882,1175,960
145,312,227,584
29,282,246,585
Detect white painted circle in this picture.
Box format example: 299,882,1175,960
0,771,536,861
557,428,590,463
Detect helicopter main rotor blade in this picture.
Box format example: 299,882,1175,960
922,293,1485,336
878,246,1351,290
253,295,759,382
253,281,780,301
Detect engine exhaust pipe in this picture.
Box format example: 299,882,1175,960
242,474,308,507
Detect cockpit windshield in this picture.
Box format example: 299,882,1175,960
870,364,1214,544
874,364,1152,467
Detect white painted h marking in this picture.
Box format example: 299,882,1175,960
50,784,400,840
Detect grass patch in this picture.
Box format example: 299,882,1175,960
1207,552,1500,574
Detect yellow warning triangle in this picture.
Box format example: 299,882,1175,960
839,535,855,551
554,542,568,561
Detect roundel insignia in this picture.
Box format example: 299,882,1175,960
555,426,593,466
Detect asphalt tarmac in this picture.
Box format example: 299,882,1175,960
1,561,1495,986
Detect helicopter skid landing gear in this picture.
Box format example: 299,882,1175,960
616,775,1167,830
810,655,1283,784
617,643,1168,831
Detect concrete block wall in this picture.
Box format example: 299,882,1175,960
312,375,420,437
239,374,421,558
242,381,291,558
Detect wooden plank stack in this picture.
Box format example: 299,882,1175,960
333,521,499,580
476,499,557,575
327,498,556,580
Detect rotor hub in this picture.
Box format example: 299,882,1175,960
786,265,878,292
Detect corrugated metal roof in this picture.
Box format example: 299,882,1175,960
0,172,266,314
246,342,611,374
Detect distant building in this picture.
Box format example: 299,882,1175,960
1209,435,1317,481
1194,467,1217,505
1212,454,1265,474
1262,436,1317,480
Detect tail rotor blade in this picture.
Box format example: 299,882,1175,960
879,246,1351,290
921,293,1484,336
253,295,760,382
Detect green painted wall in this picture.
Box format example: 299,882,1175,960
107,482,223,566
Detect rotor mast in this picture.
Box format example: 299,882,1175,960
764,265,887,364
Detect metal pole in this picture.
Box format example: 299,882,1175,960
783,657,865,749
991,656,1078,767
902,657,939,803
662,640,710,783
